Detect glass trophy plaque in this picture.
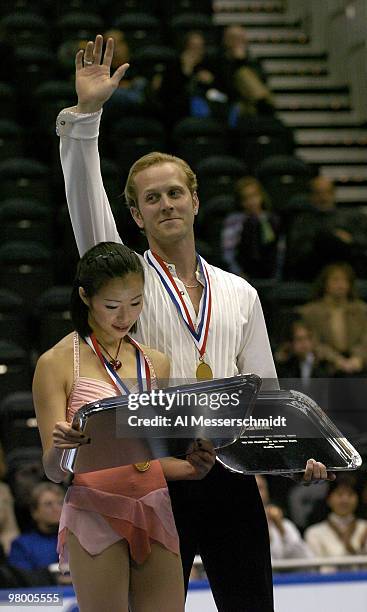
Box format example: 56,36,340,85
61,374,261,474
216,389,362,475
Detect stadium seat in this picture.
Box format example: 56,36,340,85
0,341,31,398
0,241,54,303
0,158,50,202
0,120,24,161
55,11,104,44
111,117,166,174
0,12,49,47
14,46,56,94
172,117,228,170
35,81,75,134
113,13,162,51
0,392,40,453
232,116,295,174
196,155,247,201
256,155,314,212
0,198,52,245
34,286,73,352
134,45,177,80
0,290,28,348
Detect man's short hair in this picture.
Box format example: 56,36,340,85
124,152,198,210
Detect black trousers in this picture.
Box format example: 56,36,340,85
168,462,274,612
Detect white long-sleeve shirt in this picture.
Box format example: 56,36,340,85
57,109,278,384
269,518,313,560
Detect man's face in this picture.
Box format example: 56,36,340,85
292,326,313,358
130,162,199,248
310,177,335,211
240,184,263,215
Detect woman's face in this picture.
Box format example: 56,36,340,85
82,273,144,342
325,269,350,300
328,486,358,516
240,184,263,214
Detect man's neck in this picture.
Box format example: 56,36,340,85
148,235,198,280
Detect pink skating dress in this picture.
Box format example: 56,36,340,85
57,333,179,566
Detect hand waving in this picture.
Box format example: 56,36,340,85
75,34,129,113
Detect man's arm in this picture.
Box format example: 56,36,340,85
237,290,278,389
57,35,129,256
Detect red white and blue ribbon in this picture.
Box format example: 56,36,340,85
146,250,212,359
85,334,151,395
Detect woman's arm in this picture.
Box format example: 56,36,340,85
32,351,88,483
149,350,216,481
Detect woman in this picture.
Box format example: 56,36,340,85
221,176,280,279
305,476,367,559
0,444,19,555
298,262,367,375
33,242,214,612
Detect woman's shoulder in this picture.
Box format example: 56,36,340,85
36,332,75,371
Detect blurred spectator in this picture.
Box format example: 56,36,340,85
297,263,367,375
102,30,147,121
275,320,331,380
158,31,215,125
221,177,280,278
256,475,312,560
304,476,367,557
8,451,45,532
8,483,63,571
0,543,56,588
0,445,19,555
285,176,367,280
215,25,274,119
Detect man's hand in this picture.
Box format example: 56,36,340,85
297,458,336,485
75,34,129,113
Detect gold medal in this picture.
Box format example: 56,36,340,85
196,361,213,381
134,461,151,472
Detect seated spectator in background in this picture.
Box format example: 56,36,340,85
101,30,147,121
275,320,331,380
256,475,313,560
158,31,215,125
0,543,57,589
285,176,367,280
221,177,280,278
304,476,367,558
216,25,274,119
297,263,367,375
0,446,19,555
8,483,63,571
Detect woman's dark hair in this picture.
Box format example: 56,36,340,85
70,242,144,338
312,262,357,300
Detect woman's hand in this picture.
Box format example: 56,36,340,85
52,421,90,449
75,34,129,113
185,439,216,480
160,440,216,481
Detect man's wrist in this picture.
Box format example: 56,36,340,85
76,102,103,114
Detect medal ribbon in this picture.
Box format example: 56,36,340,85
85,334,151,395
146,251,212,359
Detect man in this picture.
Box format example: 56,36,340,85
57,35,334,611
285,175,367,280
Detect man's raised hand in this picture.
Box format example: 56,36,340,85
75,34,129,113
